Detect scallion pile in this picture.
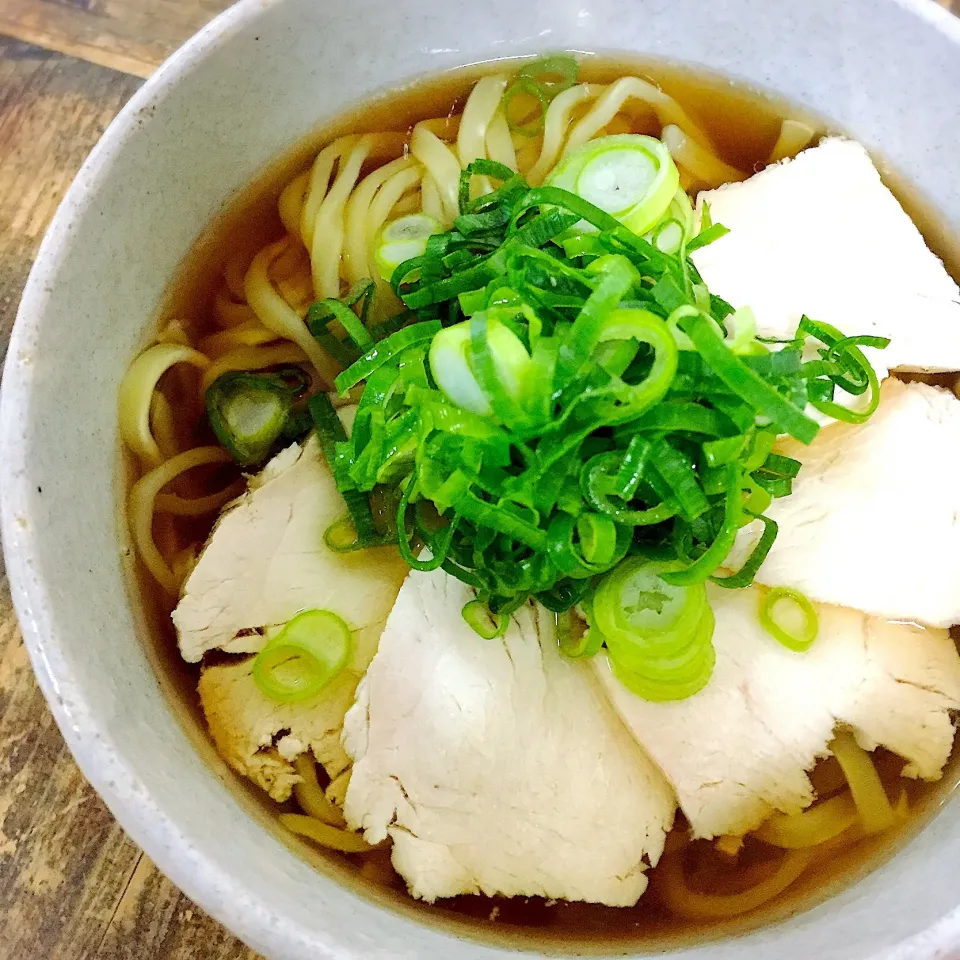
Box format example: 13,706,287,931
210,58,888,702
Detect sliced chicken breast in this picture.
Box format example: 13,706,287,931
692,137,960,374
198,654,367,798
596,583,960,839
727,379,960,627
172,434,407,662
174,431,407,789
342,568,676,905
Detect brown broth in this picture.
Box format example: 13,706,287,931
122,55,960,953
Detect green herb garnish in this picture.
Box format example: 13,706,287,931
302,158,884,625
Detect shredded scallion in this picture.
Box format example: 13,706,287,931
287,85,887,702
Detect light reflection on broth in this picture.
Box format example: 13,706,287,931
119,56,960,951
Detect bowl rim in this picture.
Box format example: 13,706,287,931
4,0,960,957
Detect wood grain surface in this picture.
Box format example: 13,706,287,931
0,1,957,958
0,31,259,960
0,0,952,80
0,0,230,78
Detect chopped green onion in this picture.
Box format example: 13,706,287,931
472,497,545,550
762,453,802,478
252,609,352,703
518,55,579,97
633,401,734,436
593,308,679,423
309,297,372,353
648,438,709,520
613,434,652,499
304,128,886,677
755,475,793,499
577,512,617,565
307,392,384,547
556,256,639,382
644,188,695,254
334,320,441,393
429,315,532,419
458,287,489,316
462,599,506,639
324,515,359,553
660,466,742,585
798,316,889,421
686,201,731,253
557,612,604,659
376,214,443,283
546,135,680,236
702,433,748,467
608,605,716,701
307,279,377,358
536,579,592,613
580,452,679,526
808,355,881,424
608,616,713,683
592,558,708,649
710,514,777,589
322,514,395,553
396,479,459,571
740,473,774,516
503,77,549,136
681,314,820,444
206,369,307,466
590,559,717,700
457,158,520,217
759,586,819,652
547,511,614,578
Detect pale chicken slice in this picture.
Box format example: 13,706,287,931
727,379,960,627
198,656,370,799
342,568,676,906
596,583,960,839
172,434,407,661
174,430,407,790
692,136,960,374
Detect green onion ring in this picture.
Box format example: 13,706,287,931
503,77,549,137
518,55,579,98
252,610,352,703
759,586,819,652
710,514,778,589
462,599,507,639
557,612,604,659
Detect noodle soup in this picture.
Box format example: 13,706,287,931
118,56,960,949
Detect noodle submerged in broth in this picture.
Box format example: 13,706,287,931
118,56,960,947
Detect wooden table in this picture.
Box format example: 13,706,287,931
0,5,260,957
0,1,957,957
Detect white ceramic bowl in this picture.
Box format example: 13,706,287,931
4,0,960,956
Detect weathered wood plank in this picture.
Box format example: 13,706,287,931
1,0,952,83
0,38,138,357
0,0,234,79
0,36,263,959
0,569,141,960
0,36,145,958
96,856,262,960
